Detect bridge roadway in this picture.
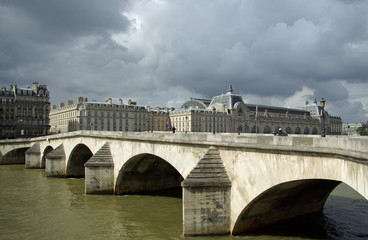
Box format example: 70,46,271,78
0,131,367,236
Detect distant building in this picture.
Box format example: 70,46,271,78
302,98,342,135
171,85,342,135
50,97,170,134
49,85,342,136
342,122,363,136
0,82,50,139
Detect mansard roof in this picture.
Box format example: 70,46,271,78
209,84,244,110
180,98,211,109
247,104,311,116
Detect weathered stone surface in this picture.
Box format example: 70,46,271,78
85,142,114,194
182,146,231,236
45,144,66,177
182,146,231,188
85,142,114,167
25,142,41,169
46,143,65,159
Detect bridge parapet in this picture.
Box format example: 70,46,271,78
2,130,367,151
1,131,368,166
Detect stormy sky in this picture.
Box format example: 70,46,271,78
1,0,368,123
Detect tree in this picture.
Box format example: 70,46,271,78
357,127,368,136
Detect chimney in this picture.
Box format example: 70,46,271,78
32,82,38,94
128,99,132,105
106,98,112,104
53,105,57,109
78,97,87,103
60,102,65,108
118,99,123,105
67,100,74,106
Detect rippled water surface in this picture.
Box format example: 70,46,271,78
0,165,367,240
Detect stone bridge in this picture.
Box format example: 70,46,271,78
1,131,367,236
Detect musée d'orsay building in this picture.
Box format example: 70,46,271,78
49,84,342,136
171,85,341,135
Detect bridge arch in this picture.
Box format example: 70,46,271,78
232,179,341,235
115,153,184,195
229,147,368,236
66,143,93,178
0,147,29,164
42,145,54,168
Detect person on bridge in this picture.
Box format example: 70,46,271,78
274,128,287,136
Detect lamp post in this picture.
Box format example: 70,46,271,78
185,116,188,133
212,106,216,134
320,98,326,137
151,112,153,132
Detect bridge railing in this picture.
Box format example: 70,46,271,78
1,131,367,161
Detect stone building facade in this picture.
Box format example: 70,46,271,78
0,82,50,139
49,85,342,136
50,97,170,134
171,85,342,135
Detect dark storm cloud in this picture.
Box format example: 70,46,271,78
1,0,368,122
0,0,130,38
0,0,131,96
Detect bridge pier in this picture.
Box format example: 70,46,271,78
85,143,114,194
46,144,66,177
25,143,41,169
182,147,231,236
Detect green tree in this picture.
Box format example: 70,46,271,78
357,127,368,136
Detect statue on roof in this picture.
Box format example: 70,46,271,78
228,84,233,94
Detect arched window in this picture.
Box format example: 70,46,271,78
263,126,271,133
304,127,309,134
286,127,292,134
312,128,318,134
295,127,301,134
251,126,259,133
238,126,243,133
244,125,250,133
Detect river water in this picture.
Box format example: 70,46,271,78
0,165,367,240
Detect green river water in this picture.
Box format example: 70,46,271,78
0,165,367,240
